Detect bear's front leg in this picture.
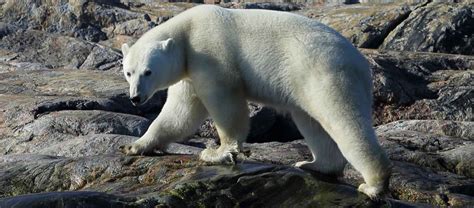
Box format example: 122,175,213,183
120,81,208,155
197,88,250,164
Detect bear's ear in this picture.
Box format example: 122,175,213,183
121,43,130,57
161,38,174,51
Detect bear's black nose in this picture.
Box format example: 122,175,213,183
130,96,141,105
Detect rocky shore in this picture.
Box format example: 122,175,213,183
0,0,472,207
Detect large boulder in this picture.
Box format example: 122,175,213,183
0,154,418,207
0,26,122,70
380,2,474,55
303,2,419,48
0,0,150,42
362,49,473,125
0,69,166,154
373,120,474,206
376,120,473,178
7,111,151,155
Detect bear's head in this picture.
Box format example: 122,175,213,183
122,38,181,106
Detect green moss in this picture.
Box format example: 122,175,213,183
8,178,34,197
47,163,72,192
161,182,215,208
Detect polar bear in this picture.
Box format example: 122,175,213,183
119,5,391,199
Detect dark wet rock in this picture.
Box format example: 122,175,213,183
0,154,419,207
0,22,17,38
0,191,146,208
362,49,473,125
380,2,474,55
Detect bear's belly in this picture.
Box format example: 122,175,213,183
244,80,297,109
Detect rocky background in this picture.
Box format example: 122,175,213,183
0,0,472,207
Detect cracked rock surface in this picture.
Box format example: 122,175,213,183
0,0,473,207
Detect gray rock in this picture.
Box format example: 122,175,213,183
305,2,415,48
380,2,474,55
376,120,473,140
0,0,147,42
10,110,149,149
0,126,472,206
376,120,474,177
0,22,17,38
344,161,474,207
362,49,473,125
0,154,64,164
0,69,166,154
0,29,122,70
37,134,202,157
3,110,150,155
24,110,150,137
242,140,312,165
0,154,420,207
79,44,123,71
242,2,302,11
105,18,156,38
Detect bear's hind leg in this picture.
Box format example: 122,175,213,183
291,110,347,175
301,81,391,199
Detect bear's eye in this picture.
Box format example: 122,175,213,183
126,72,131,77
144,71,152,76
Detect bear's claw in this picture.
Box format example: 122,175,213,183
358,183,384,201
119,143,144,155
294,161,315,170
200,147,237,165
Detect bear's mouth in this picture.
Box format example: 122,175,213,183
130,95,149,106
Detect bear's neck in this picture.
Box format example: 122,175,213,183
144,14,190,80
141,11,191,46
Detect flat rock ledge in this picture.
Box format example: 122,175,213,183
0,154,419,208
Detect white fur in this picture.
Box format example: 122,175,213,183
120,5,391,199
